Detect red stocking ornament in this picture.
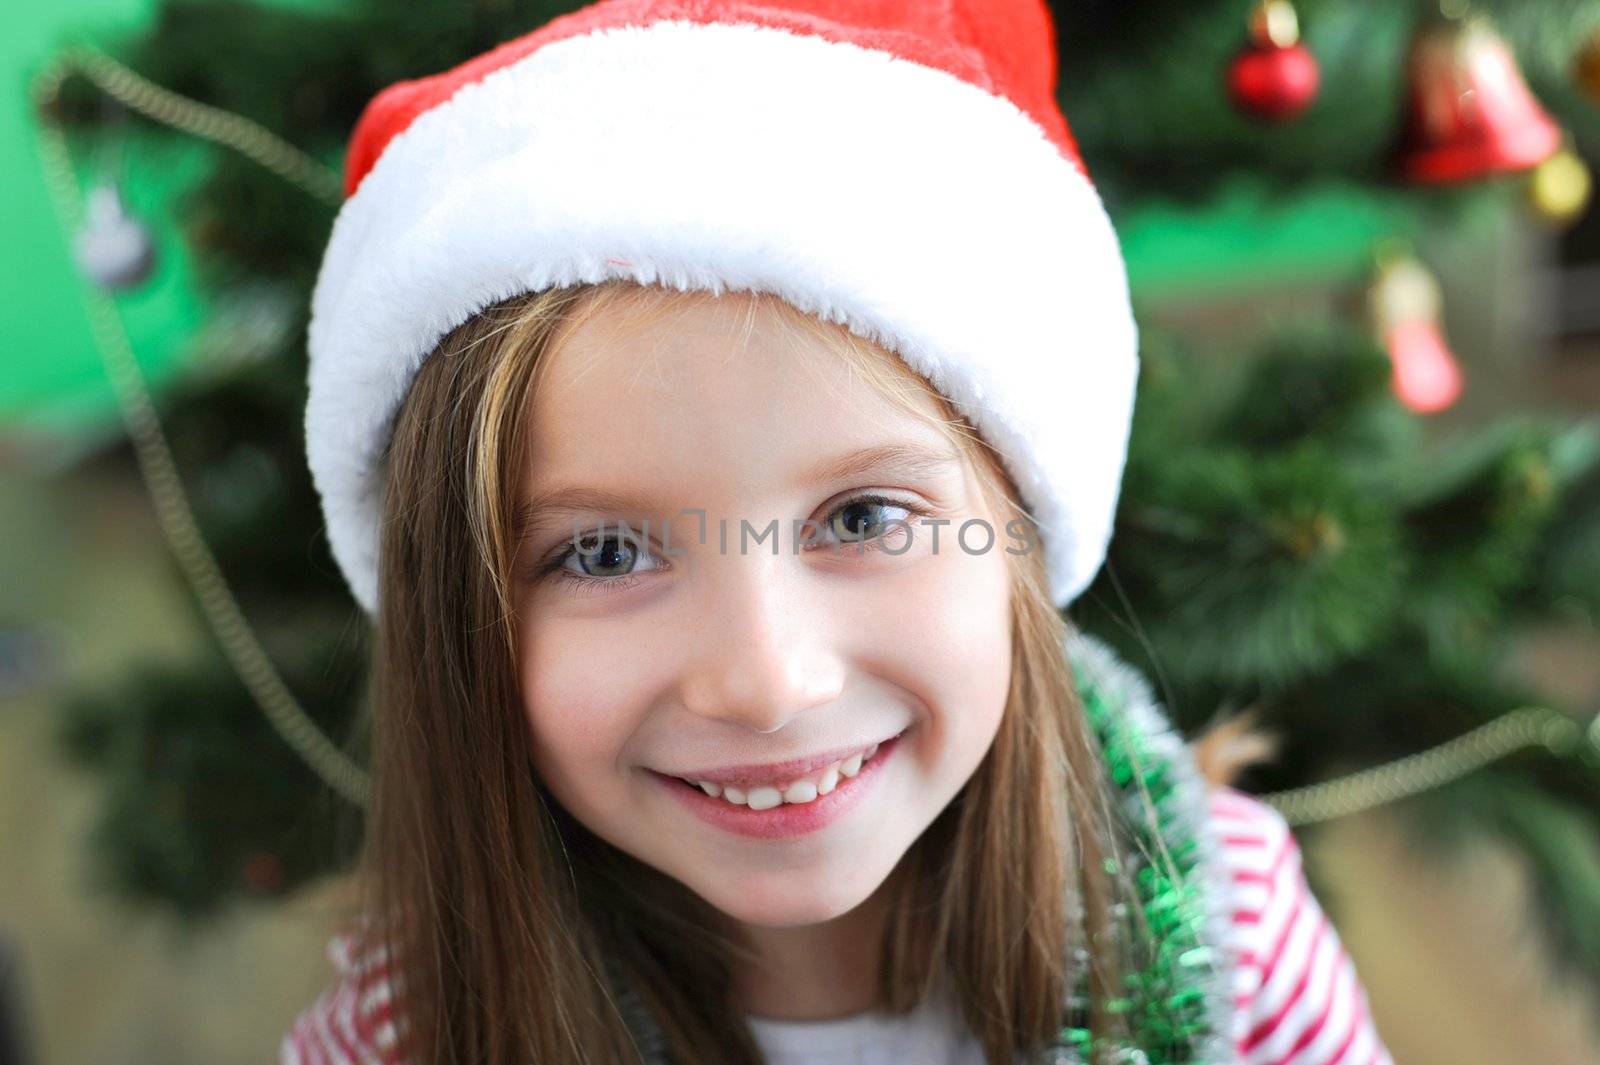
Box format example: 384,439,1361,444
1369,250,1462,414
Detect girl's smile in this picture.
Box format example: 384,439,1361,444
649,726,908,840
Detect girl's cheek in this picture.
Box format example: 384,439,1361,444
876,522,1011,654
897,524,1013,736
517,621,648,796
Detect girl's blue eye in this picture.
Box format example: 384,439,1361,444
559,526,663,581
573,530,635,577
537,494,924,594
808,496,916,550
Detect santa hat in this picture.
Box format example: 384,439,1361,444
305,0,1138,616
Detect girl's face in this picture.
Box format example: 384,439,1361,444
514,292,1014,929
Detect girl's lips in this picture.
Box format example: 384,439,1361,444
650,731,903,840
664,733,895,789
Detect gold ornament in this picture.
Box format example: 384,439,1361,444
1251,0,1301,48
1369,248,1441,327
1527,146,1593,226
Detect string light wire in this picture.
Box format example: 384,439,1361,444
32,46,367,807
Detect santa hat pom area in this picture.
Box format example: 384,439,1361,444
304,0,1140,617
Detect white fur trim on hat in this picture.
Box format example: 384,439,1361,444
306,18,1139,616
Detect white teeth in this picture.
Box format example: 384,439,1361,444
680,737,892,809
746,786,783,811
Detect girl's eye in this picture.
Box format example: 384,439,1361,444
534,495,926,595
807,495,919,553
544,525,664,591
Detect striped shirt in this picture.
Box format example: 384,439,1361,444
1211,788,1394,1065
280,786,1395,1064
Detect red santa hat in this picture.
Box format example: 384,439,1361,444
305,0,1138,616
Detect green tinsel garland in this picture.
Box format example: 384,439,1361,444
1051,629,1235,1065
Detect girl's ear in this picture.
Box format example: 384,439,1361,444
1187,708,1282,790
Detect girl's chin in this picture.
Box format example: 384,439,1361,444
695,875,888,930
711,837,916,924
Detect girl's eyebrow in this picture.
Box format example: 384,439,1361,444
514,441,960,540
795,440,961,490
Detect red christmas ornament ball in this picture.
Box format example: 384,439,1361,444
1228,42,1321,121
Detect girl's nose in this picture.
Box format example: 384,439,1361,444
677,555,845,733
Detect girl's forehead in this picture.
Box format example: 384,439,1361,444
534,290,930,429
521,294,971,510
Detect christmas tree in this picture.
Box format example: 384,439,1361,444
25,0,1600,1004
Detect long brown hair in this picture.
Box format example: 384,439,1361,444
355,280,1254,1064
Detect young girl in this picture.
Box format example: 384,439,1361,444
283,3,1396,1063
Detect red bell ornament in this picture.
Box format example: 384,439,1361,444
1397,14,1562,184
1228,0,1320,122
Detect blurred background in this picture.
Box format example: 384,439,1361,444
4,0,1600,1062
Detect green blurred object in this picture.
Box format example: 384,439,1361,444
3,0,210,458
1116,175,1423,296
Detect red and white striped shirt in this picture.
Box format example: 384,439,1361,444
1211,788,1394,1065
280,787,1394,1064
